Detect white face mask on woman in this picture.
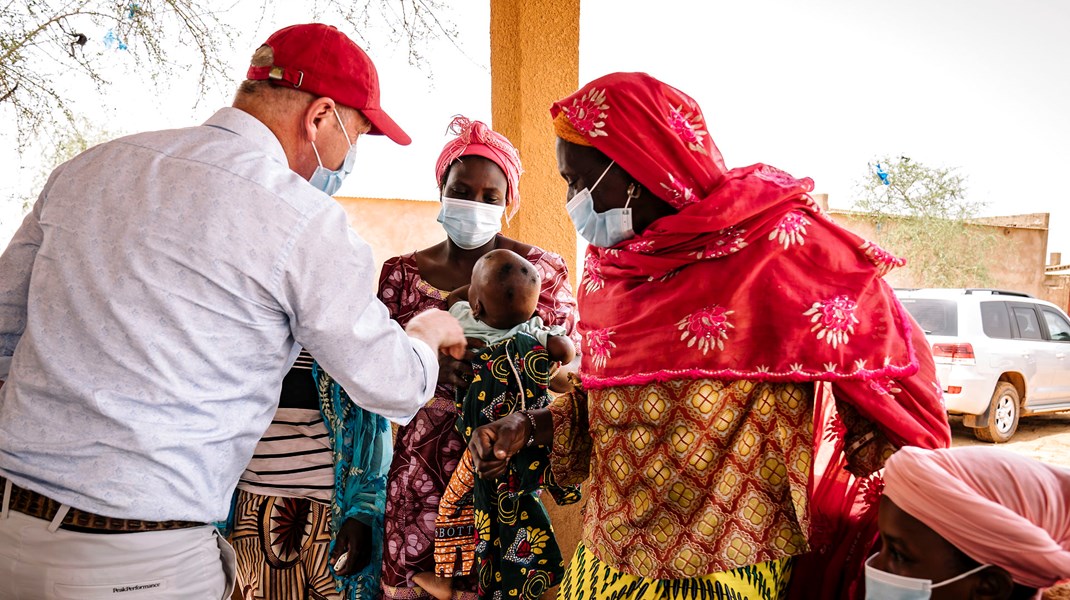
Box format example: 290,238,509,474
566,160,635,248
864,553,991,600
437,197,505,249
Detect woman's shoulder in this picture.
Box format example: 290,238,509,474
499,237,567,271
383,242,449,276
379,251,427,292
381,252,418,277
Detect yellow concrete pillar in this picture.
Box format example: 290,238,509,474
491,0,580,288
489,0,585,571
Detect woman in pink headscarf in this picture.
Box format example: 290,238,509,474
377,116,577,600
872,446,1070,599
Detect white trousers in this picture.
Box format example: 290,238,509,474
0,506,236,599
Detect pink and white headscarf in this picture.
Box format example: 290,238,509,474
884,446,1070,590
434,116,523,220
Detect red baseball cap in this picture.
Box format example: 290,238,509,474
247,23,411,145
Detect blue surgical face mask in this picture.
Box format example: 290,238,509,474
864,552,992,600
437,197,505,250
566,160,635,248
309,109,357,196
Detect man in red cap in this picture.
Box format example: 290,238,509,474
229,24,423,600
0,23,462,599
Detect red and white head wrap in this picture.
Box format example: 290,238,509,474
885,446,1070,590
434,116,523,220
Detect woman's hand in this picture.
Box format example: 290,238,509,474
437,338,484,388
331,518,371,577
469,412,530,480
439,349,475,387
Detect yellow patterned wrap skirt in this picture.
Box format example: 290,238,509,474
558,543,792,600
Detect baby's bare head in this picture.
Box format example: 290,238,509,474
469,249,541,330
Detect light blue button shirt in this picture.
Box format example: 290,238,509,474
0,108,437,522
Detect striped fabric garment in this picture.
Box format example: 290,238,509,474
238,350,333,502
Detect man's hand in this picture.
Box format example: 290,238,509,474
469,412,530,480
331,518,371,577
405,309,466,360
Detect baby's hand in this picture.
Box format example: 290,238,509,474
446,285,470,308
546,335,576,364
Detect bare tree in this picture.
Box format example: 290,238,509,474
0,0,459,147
324,0,462,69
853,155,996,288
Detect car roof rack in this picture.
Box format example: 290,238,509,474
963,288,1034,298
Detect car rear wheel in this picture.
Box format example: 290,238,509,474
973,382,1020,443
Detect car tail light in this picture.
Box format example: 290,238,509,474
945,385,962,394
931,343,976,365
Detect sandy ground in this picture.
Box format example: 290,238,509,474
950,412,1070,598
950,411,1070,468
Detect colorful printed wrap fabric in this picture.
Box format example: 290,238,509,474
550,72,951,598
314,362,393,600
377,249,577,600
433,332,580,600
216,365,391,599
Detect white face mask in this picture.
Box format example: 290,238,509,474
309,108,357,196
566,160,635,248
437,197,505,250
864,552,992,600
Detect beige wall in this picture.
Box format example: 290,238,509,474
827,210,1051,297
1043,274,1070,312
334,196,445,284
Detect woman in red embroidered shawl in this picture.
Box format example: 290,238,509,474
378,116,577,600
469,73,951,599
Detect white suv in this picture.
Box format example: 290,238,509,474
895,288,1070,442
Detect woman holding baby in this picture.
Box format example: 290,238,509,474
377,117,578,600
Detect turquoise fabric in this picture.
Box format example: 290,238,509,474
314,361,392,600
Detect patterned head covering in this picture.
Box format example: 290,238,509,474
885,446,1070,589
551,72,728,210
435,116,523,220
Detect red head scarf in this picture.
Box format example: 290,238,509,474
885,447,1070,590
550,72,917,389
552,73,726,210
434,116,523,220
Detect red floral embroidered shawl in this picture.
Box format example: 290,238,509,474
577,167,915,387
552,73,916,395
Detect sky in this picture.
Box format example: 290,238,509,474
2,0,1069,262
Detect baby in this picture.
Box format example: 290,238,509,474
447,248,575,369
415,249,578,600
